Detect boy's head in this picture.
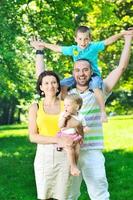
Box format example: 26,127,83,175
75,26,91,49
64,94,83,114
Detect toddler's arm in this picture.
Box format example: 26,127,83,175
59,116,67,129
58,112,71,129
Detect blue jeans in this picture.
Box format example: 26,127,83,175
60,74,103,90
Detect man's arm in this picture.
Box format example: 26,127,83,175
104,34,132,93
104,30,133,46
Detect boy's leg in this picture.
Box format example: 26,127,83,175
89,75,108,123
65,146,80,176
60,76,76,87
93,88,108,122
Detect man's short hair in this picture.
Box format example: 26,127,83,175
74,59,92,69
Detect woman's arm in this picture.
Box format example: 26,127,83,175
28,103,58,144
30,37,45,77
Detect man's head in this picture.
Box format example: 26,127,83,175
75,26,91,49
73,59,92,90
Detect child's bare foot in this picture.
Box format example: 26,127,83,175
71,166,80,176
101,111,108,123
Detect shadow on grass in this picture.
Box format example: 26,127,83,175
0,124,27,131
0,136,133,200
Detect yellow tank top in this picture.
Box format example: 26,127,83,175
36,100,64,137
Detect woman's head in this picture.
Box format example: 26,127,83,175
64,94,83,114
37,71,61,97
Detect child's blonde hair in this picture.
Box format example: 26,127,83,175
65,94,83,110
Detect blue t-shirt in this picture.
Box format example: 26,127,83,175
61,41,105,76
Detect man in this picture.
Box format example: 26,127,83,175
30,32,132,200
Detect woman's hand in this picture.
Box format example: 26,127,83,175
30,36,45,50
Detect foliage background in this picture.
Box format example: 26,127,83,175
0,0,133,124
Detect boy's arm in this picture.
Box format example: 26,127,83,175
104,29,133,46
104,33,132,93
43,41,62,53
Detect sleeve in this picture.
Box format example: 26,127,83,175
61,45,74,56
78,115,87,127
91,41,105,52
81,117,87,127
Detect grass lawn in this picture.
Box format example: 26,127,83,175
0,116,133,200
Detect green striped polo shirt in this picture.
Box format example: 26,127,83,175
69,86,110,150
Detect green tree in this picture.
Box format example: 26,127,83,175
0,0,133,124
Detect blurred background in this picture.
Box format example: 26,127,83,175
0,1,133,199
0,0,133,125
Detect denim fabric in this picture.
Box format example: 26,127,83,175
89,74,103,90
60,74,103,91
60,76,76,87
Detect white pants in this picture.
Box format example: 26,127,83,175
34,144,70,200
68,150,110,200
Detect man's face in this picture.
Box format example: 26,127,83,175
75,31,91,49
73,60,92,87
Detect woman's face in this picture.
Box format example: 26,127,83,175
40,75,59,97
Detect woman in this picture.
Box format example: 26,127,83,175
28,70,73,200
